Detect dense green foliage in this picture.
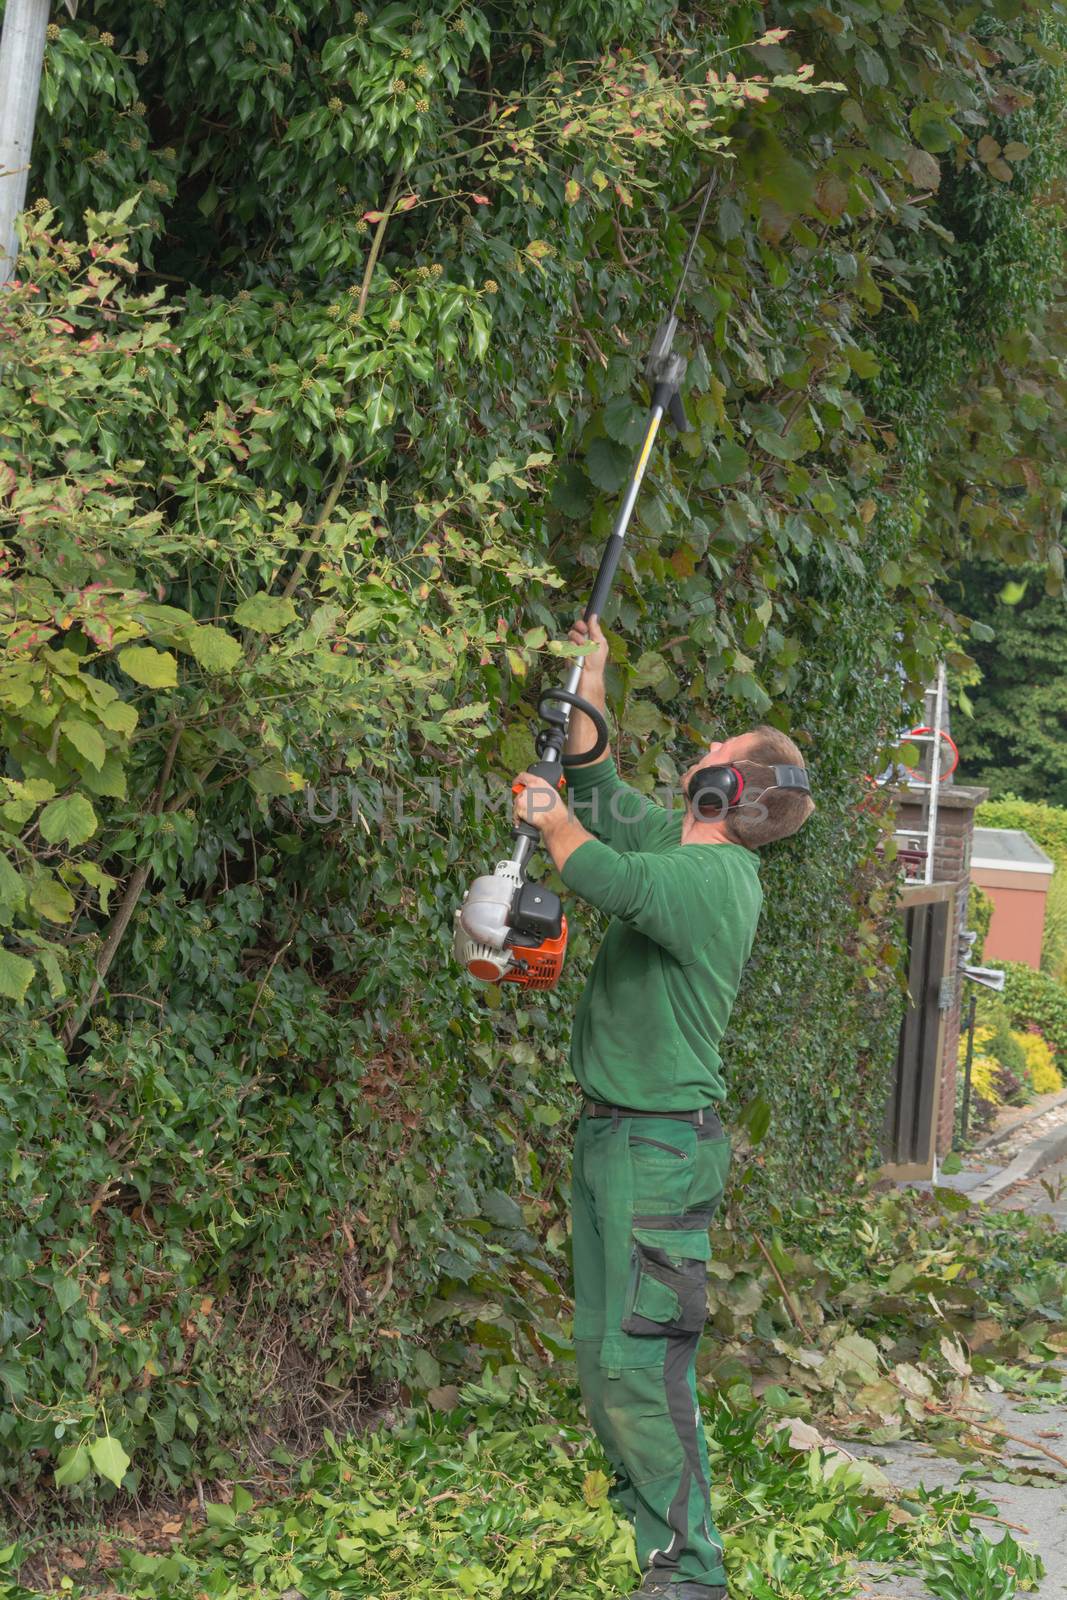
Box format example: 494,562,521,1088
3,0,1067,1504
952,565,1067,804
993,959,1067,1061
979,796,1067,866
979,797,1067,866
3,1383,1046,1600
967,881,995,961
8,1183,1066,1596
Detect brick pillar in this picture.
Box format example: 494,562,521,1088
893,784,988,1157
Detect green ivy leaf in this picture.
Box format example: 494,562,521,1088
29,874,76,923
54,1443,91,1488
233,594,298,634
585,436,632,493
0,948,34,1001
708,440,749,486
98,698,138,734
739,1095,772,1146
119,646,179,689
39,793,98,848
187,625,243,672
60,718,107,770
0,853,26,911
602,395,647,449
550,463,593,519
88,1434,131,1488
53,1275,82,1314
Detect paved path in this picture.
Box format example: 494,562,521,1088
992,1151,1067,1227
840,1158,1067,1598
846,1386,1067,1599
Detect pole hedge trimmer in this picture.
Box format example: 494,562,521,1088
452,184,715,992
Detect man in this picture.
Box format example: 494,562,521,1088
512,616,814,1600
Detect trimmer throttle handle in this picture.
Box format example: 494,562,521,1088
511,758,568,845
536,687,610,766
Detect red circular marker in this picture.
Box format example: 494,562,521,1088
906,726,959,780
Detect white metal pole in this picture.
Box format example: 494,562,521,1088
924,661,946,885
0,0,51,285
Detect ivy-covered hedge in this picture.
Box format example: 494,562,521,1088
967,883,995,962
2,0,1066,1502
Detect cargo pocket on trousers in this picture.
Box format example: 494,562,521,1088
621,1227,711,1339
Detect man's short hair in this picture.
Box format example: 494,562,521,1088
725,725,815,849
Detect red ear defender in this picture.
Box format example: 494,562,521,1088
685,764,744,819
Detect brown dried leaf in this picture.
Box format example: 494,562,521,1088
814,173,850,219
428,1384,460,1412
905,146,941,190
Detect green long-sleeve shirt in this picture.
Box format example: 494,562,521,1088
560,755,763,1109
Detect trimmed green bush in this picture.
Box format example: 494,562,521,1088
992,961,1067,1062
977,797,1067,868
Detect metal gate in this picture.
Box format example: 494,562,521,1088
883,890,951,1171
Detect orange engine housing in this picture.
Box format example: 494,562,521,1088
501,916,568,990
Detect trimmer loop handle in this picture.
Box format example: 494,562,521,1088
536,687,610,767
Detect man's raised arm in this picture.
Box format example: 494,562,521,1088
563,616,679,855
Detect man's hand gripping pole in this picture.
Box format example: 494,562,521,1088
452,315,692,989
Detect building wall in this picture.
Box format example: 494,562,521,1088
893,786,988,1160
970,868,1049,970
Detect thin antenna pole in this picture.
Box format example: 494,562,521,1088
0,0,50,286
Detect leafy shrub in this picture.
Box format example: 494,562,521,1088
3,0,1067,1508
993,961,1067,1062
978,797,1067,867
969,1054,1003,1116
993,1061,1029,1106
958,1026,1007,1120
984,1007,1031,1086
1040,870,1067,982
1013,1028,1064,1095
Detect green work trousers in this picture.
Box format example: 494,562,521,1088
571,1109,731,1590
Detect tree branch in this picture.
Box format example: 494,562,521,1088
61,725,183,1050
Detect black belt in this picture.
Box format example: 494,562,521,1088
582,1098,724,1137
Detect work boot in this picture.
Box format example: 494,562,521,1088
627,1576,728,1600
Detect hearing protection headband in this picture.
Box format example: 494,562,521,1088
686,762,811,818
